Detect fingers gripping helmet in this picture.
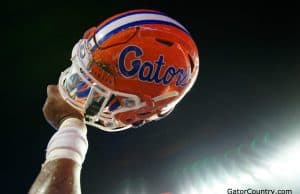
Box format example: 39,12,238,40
58,9,199,132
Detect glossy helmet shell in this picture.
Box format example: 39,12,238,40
60,9,199,131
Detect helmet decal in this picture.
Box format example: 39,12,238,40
118,45,190,87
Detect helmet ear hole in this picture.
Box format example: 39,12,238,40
155,38,174,47
188,54,195,73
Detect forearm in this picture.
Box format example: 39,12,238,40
29,159,82,194
29,117,88,194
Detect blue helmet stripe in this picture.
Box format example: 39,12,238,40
88,11,190,51
90,20,190,52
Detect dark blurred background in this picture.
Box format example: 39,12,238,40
4,1,300,194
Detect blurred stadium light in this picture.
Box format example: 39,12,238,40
179,131,300,194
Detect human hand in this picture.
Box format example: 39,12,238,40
43,85,84,129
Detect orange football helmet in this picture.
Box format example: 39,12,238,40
58,9,199,132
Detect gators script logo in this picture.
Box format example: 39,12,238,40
118,45,190,86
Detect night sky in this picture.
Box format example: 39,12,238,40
4,1,300,194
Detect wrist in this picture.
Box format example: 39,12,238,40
59,117,87,134
57,112,84,128
46,118,88,165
